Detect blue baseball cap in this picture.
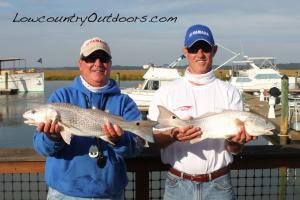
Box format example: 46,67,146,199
184,24,215,48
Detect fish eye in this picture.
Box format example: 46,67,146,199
172,115,177,119
31,110,36,114
136,122,140,126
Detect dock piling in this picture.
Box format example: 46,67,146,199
115,72,120,86
279,74,289,200
5,72,8,89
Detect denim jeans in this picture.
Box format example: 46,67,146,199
47,187,124,200
163,172,236,200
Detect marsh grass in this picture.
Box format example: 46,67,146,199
45,69,147,81
45,69,300,81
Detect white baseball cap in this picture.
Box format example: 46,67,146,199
80,37,111,58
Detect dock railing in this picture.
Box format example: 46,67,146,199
1,145,300,200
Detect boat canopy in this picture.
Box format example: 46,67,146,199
143,67,181,80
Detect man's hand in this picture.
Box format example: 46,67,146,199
170,125,201,142
101,122,124,144
37,119,62,140
228,126,257,144
226,126,257,154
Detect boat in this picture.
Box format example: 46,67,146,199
228,56,297,92
123,45,298,109
122,56,184,109
0,58,44,92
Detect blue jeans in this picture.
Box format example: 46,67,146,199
163,172,236,200
47,187,124,200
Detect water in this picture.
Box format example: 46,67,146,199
0,80,141,148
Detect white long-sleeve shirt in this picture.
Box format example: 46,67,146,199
148,77,243,174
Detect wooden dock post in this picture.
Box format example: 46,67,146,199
280,75,289,144
279,75,289,200
115,72,120,86
5,72,8,89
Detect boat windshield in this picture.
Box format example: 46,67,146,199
236,77,252,83
144,80,159,90
254,74,281,79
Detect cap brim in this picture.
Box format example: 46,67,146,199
186,39,213,48
82,46,111,57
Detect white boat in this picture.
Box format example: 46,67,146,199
228,56,296,91
122,56,184,108
0,58,44,92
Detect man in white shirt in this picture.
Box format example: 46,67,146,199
148,24,256,200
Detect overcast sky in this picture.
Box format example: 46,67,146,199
0,0,299,68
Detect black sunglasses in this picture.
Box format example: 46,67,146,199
187,41,212,54
81,52,111,64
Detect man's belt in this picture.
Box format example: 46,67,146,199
169,166,230,182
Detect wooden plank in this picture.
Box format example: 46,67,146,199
289,132,300,140
0,148,45,162
1,146,300,174
0,161,45,173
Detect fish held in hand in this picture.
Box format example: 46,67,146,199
23,103,156,144
156,105,275,143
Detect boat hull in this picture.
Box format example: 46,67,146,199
122,88,155,107
229,76,297,91
0,72,44,92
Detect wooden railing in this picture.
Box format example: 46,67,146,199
1,145,300,199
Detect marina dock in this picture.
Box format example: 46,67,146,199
243,92,300,142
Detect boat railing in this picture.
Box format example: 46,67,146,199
0,146,300,200
288,96,300,131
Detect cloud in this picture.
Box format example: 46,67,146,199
0,1,11,8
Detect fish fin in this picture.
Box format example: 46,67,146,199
249,130,274,136
157,105,188,128
57,122,75,145
60,130,73,145
144,141,149,148
265,130,274,135
100,135,115,145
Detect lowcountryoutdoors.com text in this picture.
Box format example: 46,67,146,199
12,12,178,26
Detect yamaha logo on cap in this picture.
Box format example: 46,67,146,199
189,30,210,38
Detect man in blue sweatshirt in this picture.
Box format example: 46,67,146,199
33,37,144,199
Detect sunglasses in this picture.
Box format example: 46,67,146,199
81,52,111,64
187,41,212,54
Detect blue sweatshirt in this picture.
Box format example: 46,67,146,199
33,77,143,198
